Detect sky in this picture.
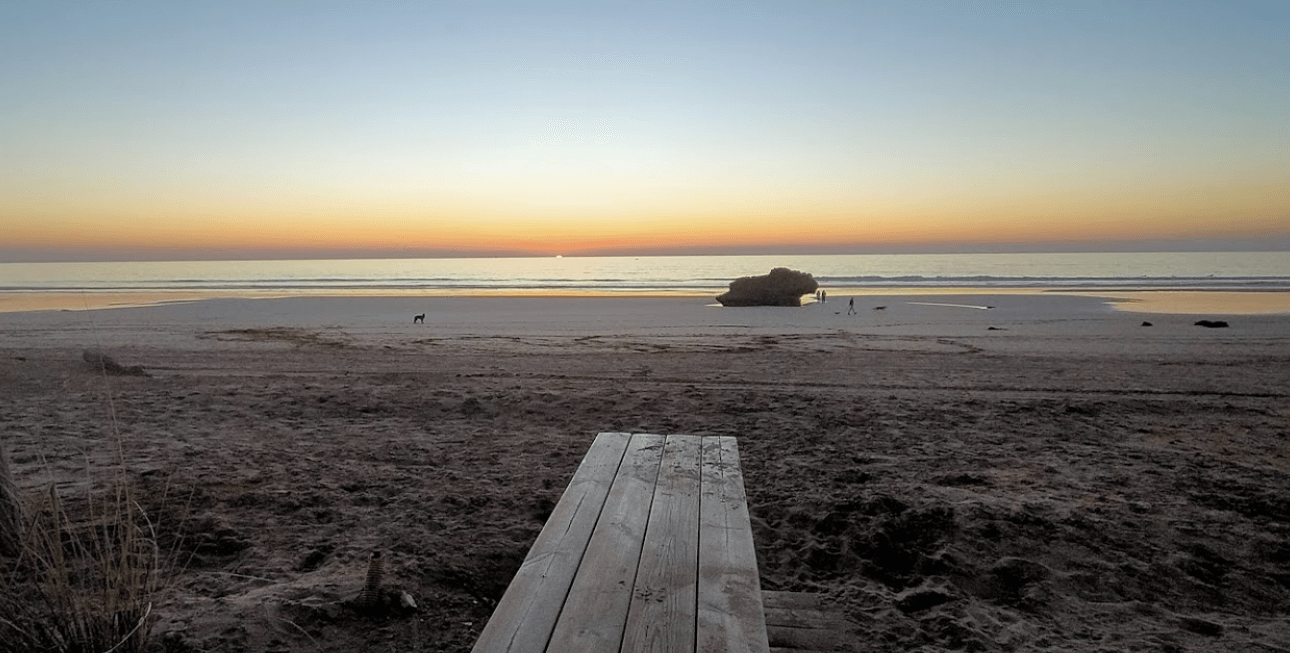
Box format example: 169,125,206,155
2,0,1288,262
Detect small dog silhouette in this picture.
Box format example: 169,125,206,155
413,314,425,324
873,306,886,310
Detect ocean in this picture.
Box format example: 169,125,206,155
1,252,1288,299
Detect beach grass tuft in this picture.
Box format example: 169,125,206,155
0,441,22,558
0,468,161,653
0,358,169,653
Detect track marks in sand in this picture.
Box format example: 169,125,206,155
200,327,353,349
404,332,979,355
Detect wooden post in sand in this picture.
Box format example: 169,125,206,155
0,438,22,557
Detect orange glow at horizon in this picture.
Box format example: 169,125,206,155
5,171,1286,257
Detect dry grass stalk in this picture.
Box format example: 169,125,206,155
0,438,22,557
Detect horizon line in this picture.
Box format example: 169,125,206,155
3,236,1290,264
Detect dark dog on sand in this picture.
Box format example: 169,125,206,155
413,314,425,324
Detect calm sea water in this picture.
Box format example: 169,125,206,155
1,252,1288,297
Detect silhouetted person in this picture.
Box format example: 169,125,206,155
847,298,856,315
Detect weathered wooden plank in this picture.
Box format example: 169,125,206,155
763,591,855,652
697,436,770,653
763,606,852,631
765,623,854,652
760,591,823,612
471,432,632,653
546,434,666,652
621,434,703,653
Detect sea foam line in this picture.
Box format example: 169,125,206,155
907,302,994,310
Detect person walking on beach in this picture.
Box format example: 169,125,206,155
847,298,856,315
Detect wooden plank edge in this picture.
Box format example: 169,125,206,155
697,436,771,653
471,432,632,653
544,433,665,652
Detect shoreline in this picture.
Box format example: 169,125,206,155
3,287,1290,316
2,292,1286,364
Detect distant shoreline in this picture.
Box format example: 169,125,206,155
3,287,1290,316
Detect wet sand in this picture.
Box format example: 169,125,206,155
2,294,1288,652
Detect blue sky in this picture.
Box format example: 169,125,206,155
2,1,1288,261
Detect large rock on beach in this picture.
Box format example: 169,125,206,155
716,267,818,307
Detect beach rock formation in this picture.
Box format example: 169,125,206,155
716,267,818,307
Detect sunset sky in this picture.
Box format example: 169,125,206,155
2,1,1288,262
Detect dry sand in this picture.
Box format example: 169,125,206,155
2,294,1288,652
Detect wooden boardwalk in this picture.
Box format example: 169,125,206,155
471,432,770,653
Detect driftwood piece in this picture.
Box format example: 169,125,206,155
82,350,148,376
358,551,384,610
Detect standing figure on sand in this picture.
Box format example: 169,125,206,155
848,298,856,315
413,313,425,324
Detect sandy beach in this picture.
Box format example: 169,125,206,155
2,293,1288,652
